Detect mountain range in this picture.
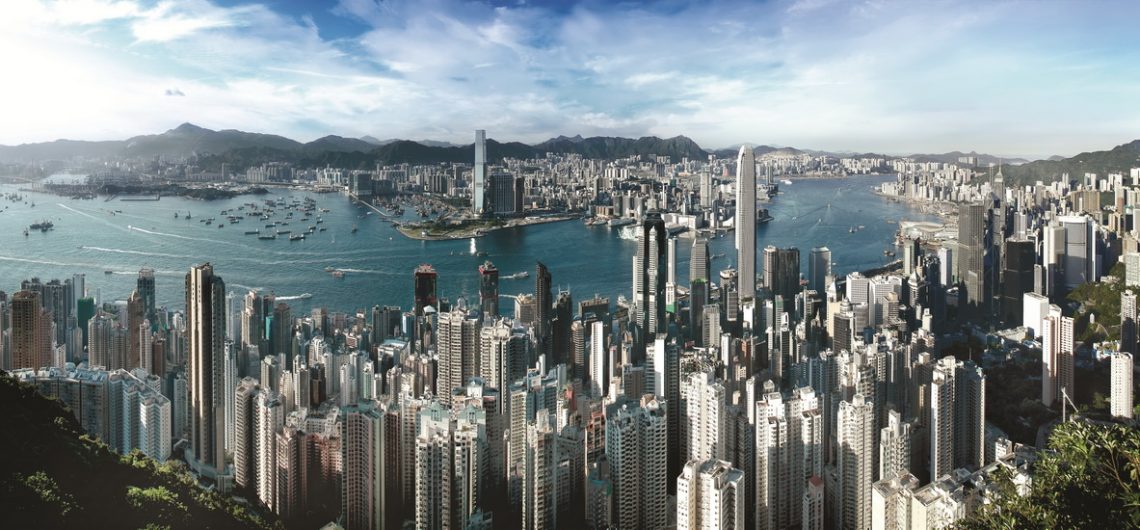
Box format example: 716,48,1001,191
1,123,1135,183
998,140,1140,185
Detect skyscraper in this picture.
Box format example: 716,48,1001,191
929,356,986,480
473,129,487,215
234,378,260,490
342,400,394,530
478,261,499,318
436,308,481,406
838,394,874,530
1041,309,1074,407
186,263,227,474
675,459,745,530
1110,351,1134,419
138,268,156,326
681,371,727,463
808,247,832,294
735,146,757,298
10,290,51,370
535,261,553,355
634,212,668,353
957,203,986,314
127,289,144,369
755,386,822,530
606,395,667,530
414,264,438,316
763,245,802,302
691,236,711,284
1001,238,1036,324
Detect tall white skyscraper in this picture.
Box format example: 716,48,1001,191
473,129,487,214
436,308,481,407
606,395,668,530
879,409,914,481
1111,351,1134,419
681,371,727,463
676,458,745,530
524,410,556,530
735,145,757,298
234,378,260,490
838,394,874,530
755,386,822,530
1041,308,1074,407
589,320,607,397
254,390,283,510
187,263,227,474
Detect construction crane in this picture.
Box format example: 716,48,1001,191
1060,386,1080,423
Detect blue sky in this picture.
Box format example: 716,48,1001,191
2,0,1139,157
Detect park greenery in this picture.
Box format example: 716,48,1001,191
956,419,1140,529
1068,261,1126,343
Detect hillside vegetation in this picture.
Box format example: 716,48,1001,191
0,372,280,530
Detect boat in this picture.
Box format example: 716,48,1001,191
849,227,856,233
324,266,335,272
244,230,260,235
711,253,726,260
289,234,305,241
608,217,636,227
104,270,113,275
781,179,793,185
29,220,54,232
174,212,179,218
258,234,277,240
319,227,327,232
757,209,773,223
331,270,345,279
502,271,530,280
277,230,290,234
23,229,28,237
352,225,358,233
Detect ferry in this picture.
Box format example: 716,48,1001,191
289,234,305,241
258,234,277,240
331,270,345,279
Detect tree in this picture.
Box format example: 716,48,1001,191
957,420,1140,529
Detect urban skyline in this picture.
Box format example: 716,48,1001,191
2,1,1139,529
2,127,1138,528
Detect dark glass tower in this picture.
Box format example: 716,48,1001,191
479,261,499,317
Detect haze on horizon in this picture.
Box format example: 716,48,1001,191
2,0,1139,158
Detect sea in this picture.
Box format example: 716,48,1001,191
0,175,938,314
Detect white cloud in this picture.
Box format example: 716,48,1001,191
0,0,1139,156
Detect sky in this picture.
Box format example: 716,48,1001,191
2,0,1139,157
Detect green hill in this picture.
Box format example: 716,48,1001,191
0,372,280,530
1001,139,1140,185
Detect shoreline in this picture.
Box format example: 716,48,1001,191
396,214,581,241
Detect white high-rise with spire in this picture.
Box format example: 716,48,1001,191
735,145,756,298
